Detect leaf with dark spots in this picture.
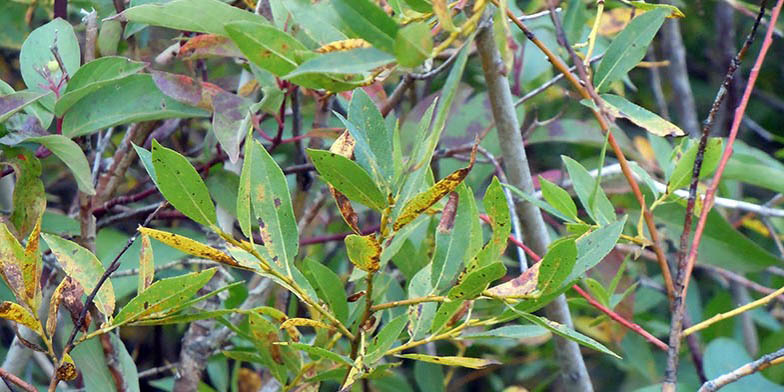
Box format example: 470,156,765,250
21,216,43,310
345,234,381,273
395,354,500,369
0,223,33,306
0,301,42,335
393,142,478,231
447,262,506,301
487,263,541,298
46,277,71,337
537,238,578,295
139,227,251,271
3,147,45,240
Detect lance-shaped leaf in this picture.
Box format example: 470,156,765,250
281,342,353,367
307,149,387,211
487,262,540,299
151,140,216,227
538,238,578,295
506,307,621,359
332,0,399,54
430,300,466,334
27,135,96,195
430,185,475,291
582,94,685,137
3,147,45,239
138,234,154,295
248,313,290,383
113,269,216,325
394,143,477,231
346,88,394,186
345,234,381,273
46,277,71,337
594,8,669,92
0,301,42,336
139,227,248,271
447,262,506,301
0,224,28,306
236,131,254,238
668,137,723,193
539,176,579,222
22,217,43,311
0,90,51,122
470,177,511,269
283,48,394,80
562,156,615,225
629,1,685,18
366,313,408,363
564,217,627,283
326,131,360,233
395,21,433,68
302,258,349,325
55,56,146,116
396,354,500,369
42,234,115,317
112,0,268,36
460,325,550,340
280,317,334,331
246,139,299,275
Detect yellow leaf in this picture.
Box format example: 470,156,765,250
23,215,43,311
0,301,42,336
280,317,334,331
329,131,360,233
138,234,154,295
46,277,70,338
433,0,458,33
629,1,685,18
486,263,540,299
139,227,251,270
395,353,500,369
316,39,371,53
598,8,632,36
345,234,381,273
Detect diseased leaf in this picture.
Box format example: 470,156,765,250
113,269,216,325
42,234,115,317
538,238,578,295
667,138,723,192
237,131,254,238
302,258,349,325
3,147,45,239
282,342,353,366
327,131,360,232
562,156,615,225
113,0,268,36
345,234,381,273
430,300,466,334
178,34,244,61
593,8,669,92
22,217,43,311
332,0,399,54
487,263,540,298
629,1,685,18
448,262,506,300
395,354,500,369
46,277,71,337
27,135,96,195
395,22,433,68
394,144,477,231
508,307,621,359
471,177,511,268
431,185,474,291
307,149,387,210
539,176,578,222
0,90,50,122
139,227,247,270
55,56,146,116
246,139,299,275
0,301,42,335
138,234,154,295
0,224,29,305
582,95,685,137
366,314,408,363
151,140,216,226
284,48,394,79
280,317,334,330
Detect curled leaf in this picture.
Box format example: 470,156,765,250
56,353,78,381
345,234,381,273
395,353,500,369
280,317,334,331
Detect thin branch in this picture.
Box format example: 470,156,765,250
698,347,784,392
0,368,36,392
683,284,784,337
513,55,604,108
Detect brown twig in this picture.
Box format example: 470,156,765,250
0,368,36,392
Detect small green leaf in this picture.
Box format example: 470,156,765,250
594,8,669,92
402,0,432,13
307,149,387,210
20,18,80,94
113,269,216,325
508,307,621,359
562,156,615,225
114,0,268,36
538,238,578,295
42,234,115,317
283,342,353,367
667,138,723,193
582,94,685,137
332,0,399,54
564,217,627,283
132,143,158,187
55,56,146,116
27,135,95,195
224,22,303,77
284,48,394,80
302,258,349,325
396,354,500,369
366,314,408,363
395,22,432,68
460,325,550,340
448,262,506,300
345,234,381,273
151,140,217,227
539,176,578,222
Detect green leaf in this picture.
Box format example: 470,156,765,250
430,300,463,334
132,143,158,187
539,176,578,222
20,18,80,94
447,262,506,300
415,362,444,392
396,354,500,369
504,183,572,222
653,204,781,273
42,233,115,317
366,313,408,363
114,0,268,36
395,22,433,68
667,138,723,193
564,217,627,283
247,313,289,383
284,48,394,79
0,90,51,122
480,177,512,264
246,139,299,276
302,258,349,325
27,135,95,195
345,234,381,273
151,140,217,227
628,1,685,18
307,149,387,210
62,74,210,138
509,308,621,359
538,238,578,295
222,350,267,364
582,94,685,137
402,0,433,13
55,56,146,116
283,342,353,367
431,184,475,291
407,265,437,340
113,269,216,325
460,325,550,340
593,8,669,92
332,0,400,54
278,0,349,45
347,88,394,185
562,156,615,225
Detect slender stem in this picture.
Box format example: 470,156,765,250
371,296,448,312
698,347,784,392
684,284,784,337
584,0,605,66
0,368,37,392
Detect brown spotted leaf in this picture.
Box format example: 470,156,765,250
345,234,381,273
139,227,249,270
279,317,334,331
393,143,477,231
248,313,288,383
486,263,541,299
42,234,115,317
3,147,46,239
138,234,154,295
328,131,360,232
55,353,78,381
22,216,43,311
46,277,71,338
0,301,42,335
0,224,28,307
113,268,216,325
178,34,243,60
